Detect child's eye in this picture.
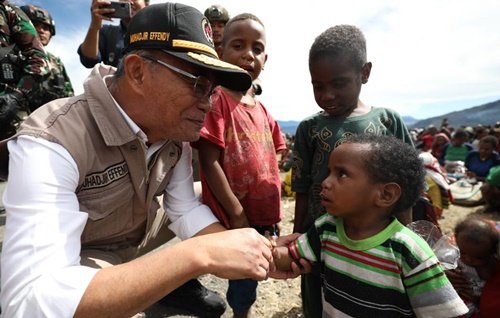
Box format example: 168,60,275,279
312,84,323,92
338,170,347,178
331,81,347,89
253,47,263,54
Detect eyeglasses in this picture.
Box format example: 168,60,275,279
140,55,214,99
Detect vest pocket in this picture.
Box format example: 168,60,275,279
78,177,136,244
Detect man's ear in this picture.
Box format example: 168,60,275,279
361,62,372,84
123,54,148,95
375,182,401,208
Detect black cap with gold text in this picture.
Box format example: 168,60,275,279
124,2,251,91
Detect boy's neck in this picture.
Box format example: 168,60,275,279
222,87,256,106
342,216,392,240
348,100,371,117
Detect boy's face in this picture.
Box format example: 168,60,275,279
310,55,368,117
320,142,378,218
456,234,493,267
218,19,267,81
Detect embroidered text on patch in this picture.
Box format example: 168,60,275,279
80,161,129,190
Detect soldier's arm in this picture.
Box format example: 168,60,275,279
9,5,47,98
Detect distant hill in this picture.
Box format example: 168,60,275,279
277,120,300,135
278,100,500,135
409,99,500,129
402,116,419,126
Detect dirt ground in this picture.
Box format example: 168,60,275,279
150,197,497,318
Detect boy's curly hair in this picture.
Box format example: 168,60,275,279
221,13,264,46
309,24,367,71
343,134,425,215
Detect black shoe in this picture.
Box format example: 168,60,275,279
158,278,226,318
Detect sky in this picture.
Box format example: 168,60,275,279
13,0,500,121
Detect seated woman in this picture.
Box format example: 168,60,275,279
465,136,500,181
480,166,500,213
432,132,451,159
439,129,474,172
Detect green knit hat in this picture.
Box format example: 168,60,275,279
487,166,500,186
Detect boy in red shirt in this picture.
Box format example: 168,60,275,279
192,13,285,318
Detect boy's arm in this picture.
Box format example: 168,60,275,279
272,245,294,271
293,192,309,233
269,233,313,279
197,138,249,229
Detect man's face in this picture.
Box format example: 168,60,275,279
33,22,51,46
209,20,226,46
138,53,215,143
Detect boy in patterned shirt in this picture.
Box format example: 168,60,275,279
272,134,468,317
292,24,414,316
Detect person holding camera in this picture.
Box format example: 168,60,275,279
20,4,74,112
78,0,149,68
0,0,48,140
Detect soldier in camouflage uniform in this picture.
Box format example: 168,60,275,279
0,0,47,139
21,4,74,112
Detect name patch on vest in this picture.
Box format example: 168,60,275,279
79,161,129,191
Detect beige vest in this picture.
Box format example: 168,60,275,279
0,64,181,249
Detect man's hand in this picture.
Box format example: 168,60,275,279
200,228,273,281
90,0,114,28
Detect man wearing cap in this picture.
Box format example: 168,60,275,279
0,3,306,317
204,4,229,51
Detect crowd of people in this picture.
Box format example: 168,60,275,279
412,121,500,214
1,1,499,318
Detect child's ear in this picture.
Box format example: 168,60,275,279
361,62,372,84
375,182,401,208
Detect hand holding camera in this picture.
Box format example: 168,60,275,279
91,0,131,24
99,1,131,19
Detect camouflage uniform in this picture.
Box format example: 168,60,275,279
27,50,74,111
20,4,74,111
0,0,48,138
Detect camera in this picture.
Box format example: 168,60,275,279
100,1,131,19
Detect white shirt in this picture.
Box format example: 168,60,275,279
0,84,218,317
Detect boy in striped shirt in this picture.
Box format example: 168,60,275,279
271,134,468,317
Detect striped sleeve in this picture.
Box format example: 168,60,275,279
396,229,469,318
290,214,333,262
